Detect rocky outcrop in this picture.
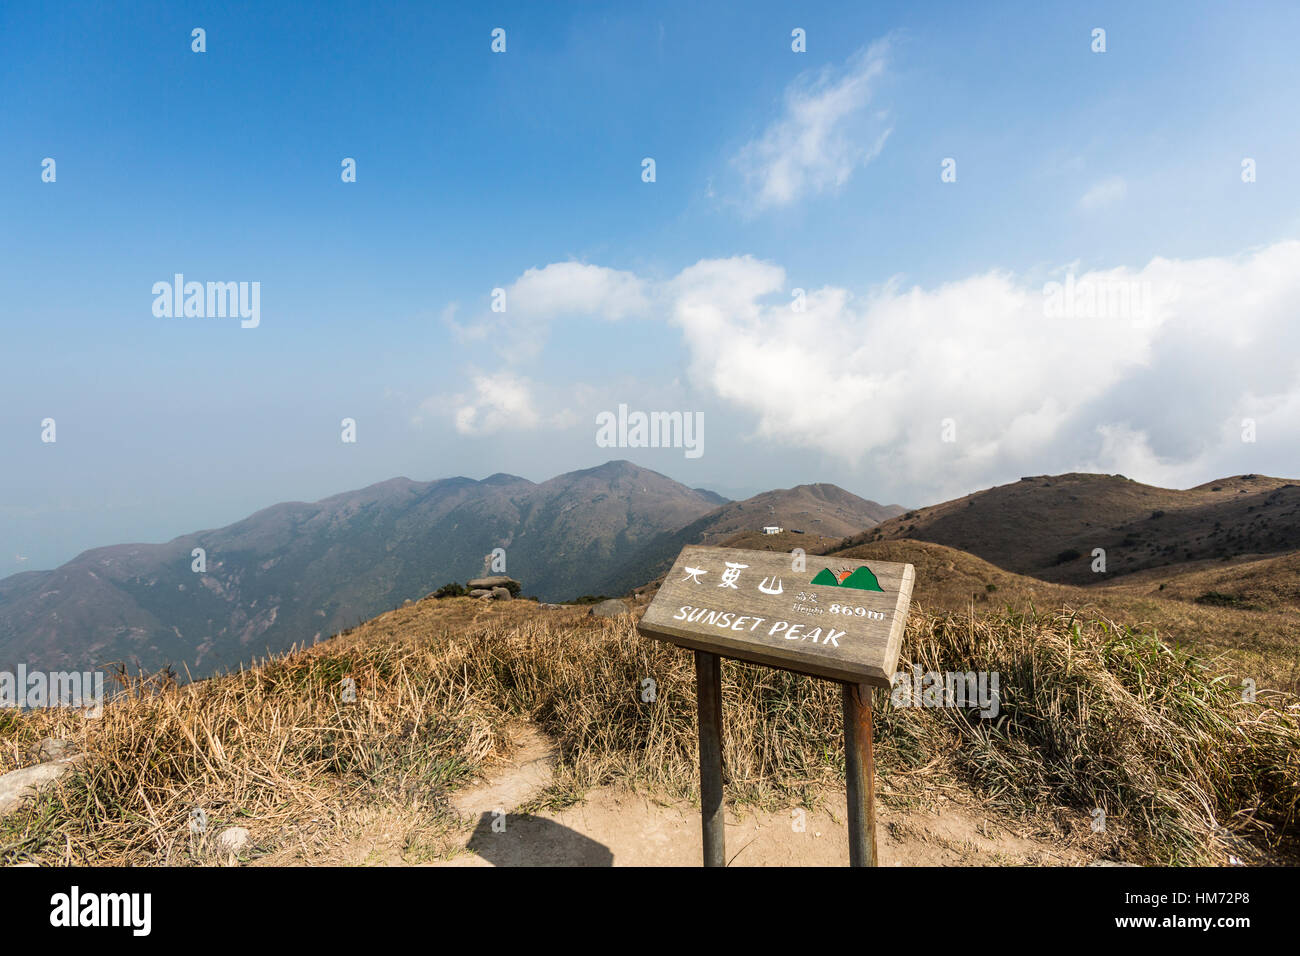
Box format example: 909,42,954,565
465,576,521,600
468,576,519,591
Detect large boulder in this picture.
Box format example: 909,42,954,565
0,753,84,816
490,587,512,601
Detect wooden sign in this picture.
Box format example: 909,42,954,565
639,545,914,687
637,544,916,868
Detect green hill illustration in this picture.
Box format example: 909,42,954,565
811,565,884,591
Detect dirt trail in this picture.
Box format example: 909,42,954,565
434,786,1084,867
450,726,557,820
438,727,1084,866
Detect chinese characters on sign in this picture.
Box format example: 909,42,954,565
639,545,914,686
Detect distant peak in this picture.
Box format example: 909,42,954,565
579,460,653,478
481,472,531,486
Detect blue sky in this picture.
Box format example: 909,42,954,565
3,1,1300,574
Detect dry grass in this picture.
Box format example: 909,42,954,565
837,539,1300,694
2,598,1297,866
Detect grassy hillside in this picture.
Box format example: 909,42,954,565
828,539,1300,694
1103,551,1300,611
863,473,1300,584
3,594,1296,866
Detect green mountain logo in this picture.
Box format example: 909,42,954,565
811,566,884,592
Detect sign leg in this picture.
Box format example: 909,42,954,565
843,682,878,867
695,650,725,867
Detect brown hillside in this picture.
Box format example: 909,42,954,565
693,482,903,543
617,483,903,598
1102,551,1300,612
829,539,1300,693
860,473,1300,585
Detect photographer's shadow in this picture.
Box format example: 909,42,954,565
463,811,614,867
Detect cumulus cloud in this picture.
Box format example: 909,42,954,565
418,372,602,435
423,373,542,435
508,262,650,320
448,261,651,360
447,240,1300,493
731,39,892,212
666,243,1300,492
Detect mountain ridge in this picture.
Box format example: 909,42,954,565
0,461,898,678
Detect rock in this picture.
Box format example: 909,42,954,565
467,575,519,592
588,598,631,618
0,755,84,816
216,827,251,857
470,589,492,598
28,737,74,762
491,587,512,601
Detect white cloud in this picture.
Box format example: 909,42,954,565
427,373,542,435
508,262,650,320
661,242,1300,492
436,235,1300,496
731,39,892,213
418,373,605,435
448,240,1300,493
1082,424,1209,488
1078,176,1127,211
449,261,651,362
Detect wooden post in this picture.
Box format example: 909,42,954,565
843,682,878,867
695,650,725,867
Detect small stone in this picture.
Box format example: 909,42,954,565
216,827,251,857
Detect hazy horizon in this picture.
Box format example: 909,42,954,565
7,454,1287,577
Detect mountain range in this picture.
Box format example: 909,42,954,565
0,461,902,677
7,463,1295,683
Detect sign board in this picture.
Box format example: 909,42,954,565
638,545,914,687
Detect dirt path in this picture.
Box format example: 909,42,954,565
431,726,1085,866
434,785,1084,867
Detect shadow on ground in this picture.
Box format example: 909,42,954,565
464,811,615,866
